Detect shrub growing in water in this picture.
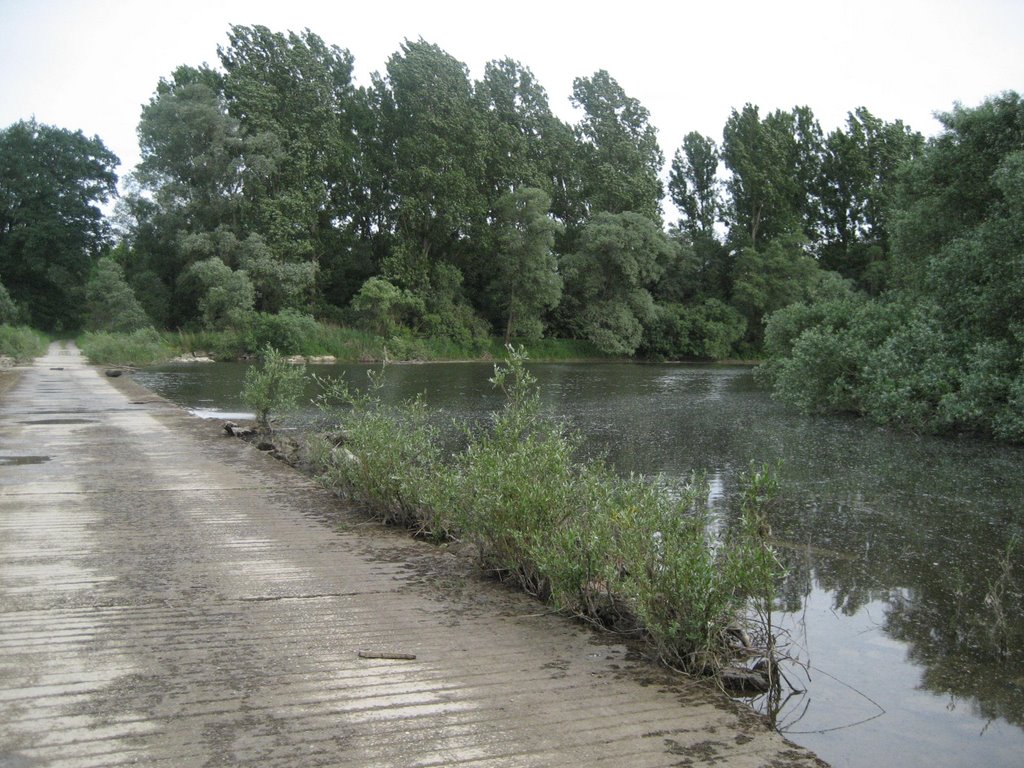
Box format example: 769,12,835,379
643,299,747,361
241,345,307,432
311,368,445,534
304,346,781,673
442,350,587,595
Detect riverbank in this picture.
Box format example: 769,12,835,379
0,342,826,766
75,326,758,368
76,326,625,367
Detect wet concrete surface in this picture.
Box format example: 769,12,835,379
0,343,827,767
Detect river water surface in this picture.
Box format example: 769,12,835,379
132,361,1024,768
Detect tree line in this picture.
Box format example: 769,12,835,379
0,26,920,347
1,24,1020,440
758,93,1024,442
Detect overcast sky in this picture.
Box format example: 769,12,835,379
2,0,1022,185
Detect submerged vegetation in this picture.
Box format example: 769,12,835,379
301,347,782,674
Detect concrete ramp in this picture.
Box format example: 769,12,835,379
0,343,825,767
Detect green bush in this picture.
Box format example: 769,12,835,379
241,345,307,432
84,257,152,333
303,346,782,672
643,299,747,360
930,337,1024,442
766,324,865,413
350,277,425,337
860,309,958,431
237,235,316,314
527,466,621,617
422,302,492,354
176,257,255,331
762,290,1024,442
614,477,746,671
759,292,903,414
444,352,586,594
0,325,48,361
312,368,445,533
77,328,173,366
0,280,21,325
998,366,1024,442
247,310,321,356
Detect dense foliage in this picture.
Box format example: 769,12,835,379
759,93,1024,442
0,325,48,362
105,24,925,360
3,23,1019,441
0,120,118,331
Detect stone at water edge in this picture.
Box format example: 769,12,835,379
223,422,257,438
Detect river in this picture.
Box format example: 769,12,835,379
131,360,1024,768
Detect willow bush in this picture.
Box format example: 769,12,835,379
304,347,780,672
441,350,588,596
241,345,307,433
311,368,445,534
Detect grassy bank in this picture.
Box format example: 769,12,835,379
290,348,780,676
78,321,619,367
175,324,616,363
0,325,49,363
78,328,175,366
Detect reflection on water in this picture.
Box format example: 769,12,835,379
133,361,1024,768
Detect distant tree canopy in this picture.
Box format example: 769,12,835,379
0,119,118,331
8,24,1021,441
112,24,936,358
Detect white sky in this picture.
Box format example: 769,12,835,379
2,0,1022,186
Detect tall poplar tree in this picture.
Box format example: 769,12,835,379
0,119,118,330
382,39,486,279
668,132,721,240
219,25,359,306
721,104,804,249
490,187,563,343
571,71,664,224
817,108,923,289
